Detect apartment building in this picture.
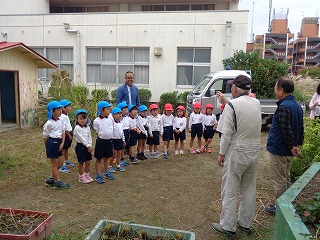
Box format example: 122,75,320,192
293,17,320,71
0,0,248,101
253,9,294,64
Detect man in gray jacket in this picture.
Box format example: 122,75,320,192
212,75,261,239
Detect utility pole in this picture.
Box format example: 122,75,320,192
251,1,255,43
268,0,272,32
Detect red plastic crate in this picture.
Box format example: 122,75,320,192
0,208,53,240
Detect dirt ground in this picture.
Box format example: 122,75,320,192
0,127,275,240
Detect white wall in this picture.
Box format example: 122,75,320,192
0,11,248,101
0,0,49,14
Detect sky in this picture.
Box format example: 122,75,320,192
238,0,319,42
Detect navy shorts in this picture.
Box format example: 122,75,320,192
163,126,173,141
147,131,160,145
129,130,138,147
191,123,203,138
174,129,186,141
75,143,92,163
123,129,130,150
94,138,113,159
203,126,215,139
46,138,62,159
113,139,124,151
138,126,149,140
63,131,73,149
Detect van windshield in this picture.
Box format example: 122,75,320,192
191,76,212,95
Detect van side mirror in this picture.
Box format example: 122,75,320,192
210,89,216,96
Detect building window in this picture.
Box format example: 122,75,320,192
87,47,149,85
32,47,74,80
50,6,109,13
177,48,211,86
142,4,215,11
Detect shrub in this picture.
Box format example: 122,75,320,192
293,84,310,112
139,88,152,106
159,91,179,112
223,50,289,98
48,69,72,98
70,85,89,106
178,91,191,106
111,89,116,102
92,89,109,102
291,118,320,181
300,66,320,79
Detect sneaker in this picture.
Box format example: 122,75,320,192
175,150,179,155
149,153,154,159
237,222,252,235
65,160,75,167
78,174,91,184
104,170,116,180
196,148,201,154
200,146,206,153
120,159,129,167
211,223,236,239
45,177,54,187
109,166,116,173
141,154,148,160
130,158,139,164
84,173,94,183
115,166,125,172
179,150,184,155
95,173,104,184
54,180,70,190
163,152,168,159
264,204,276,215
190,148,196,154
206,148,212,153
137,153,144,160
59,165,70,173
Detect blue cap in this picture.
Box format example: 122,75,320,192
117,101,128,110
139,105,148,112
76,109,88,116
226,66,231,70
111,107,122,115
60,99,72,107
97,101,112,116
47,101,63,120
128,104,137,112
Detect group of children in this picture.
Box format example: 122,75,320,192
43,100,218,189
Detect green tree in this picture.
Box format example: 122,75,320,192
222,50,289,98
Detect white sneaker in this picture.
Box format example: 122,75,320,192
150,153,154,159
175,150,179,155
179,150,184,155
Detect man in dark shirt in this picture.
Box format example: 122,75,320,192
265,78,304,214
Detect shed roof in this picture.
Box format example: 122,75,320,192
0,41,57,68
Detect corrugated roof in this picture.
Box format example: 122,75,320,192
0,41,57,68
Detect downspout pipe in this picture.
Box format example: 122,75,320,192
64,27,80,83
226,21,232,58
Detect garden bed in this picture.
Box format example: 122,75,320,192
0,208,52,240
294,171,320,239
275,162,320,240
85,220,196,240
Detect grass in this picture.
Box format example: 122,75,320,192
0,127,275,240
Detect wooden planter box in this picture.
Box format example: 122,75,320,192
85,220,196,240
0,208,53,240
275,162,320,240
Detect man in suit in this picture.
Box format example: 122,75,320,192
116,71,141,106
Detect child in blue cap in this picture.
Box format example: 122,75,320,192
73,109,93,183
128,104,140,164
43,101,70,189
111,107,126,172
59,99,75,173
93,101,115,183
117,101,130,167
137,105,149,160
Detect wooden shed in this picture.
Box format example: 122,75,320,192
0,42,56,131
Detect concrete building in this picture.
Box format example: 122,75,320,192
293,17,320,71
0,42,56,130
253,9,294,64
0,0,248,102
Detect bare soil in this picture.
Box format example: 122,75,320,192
0,127,275,239
294,171,320,238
